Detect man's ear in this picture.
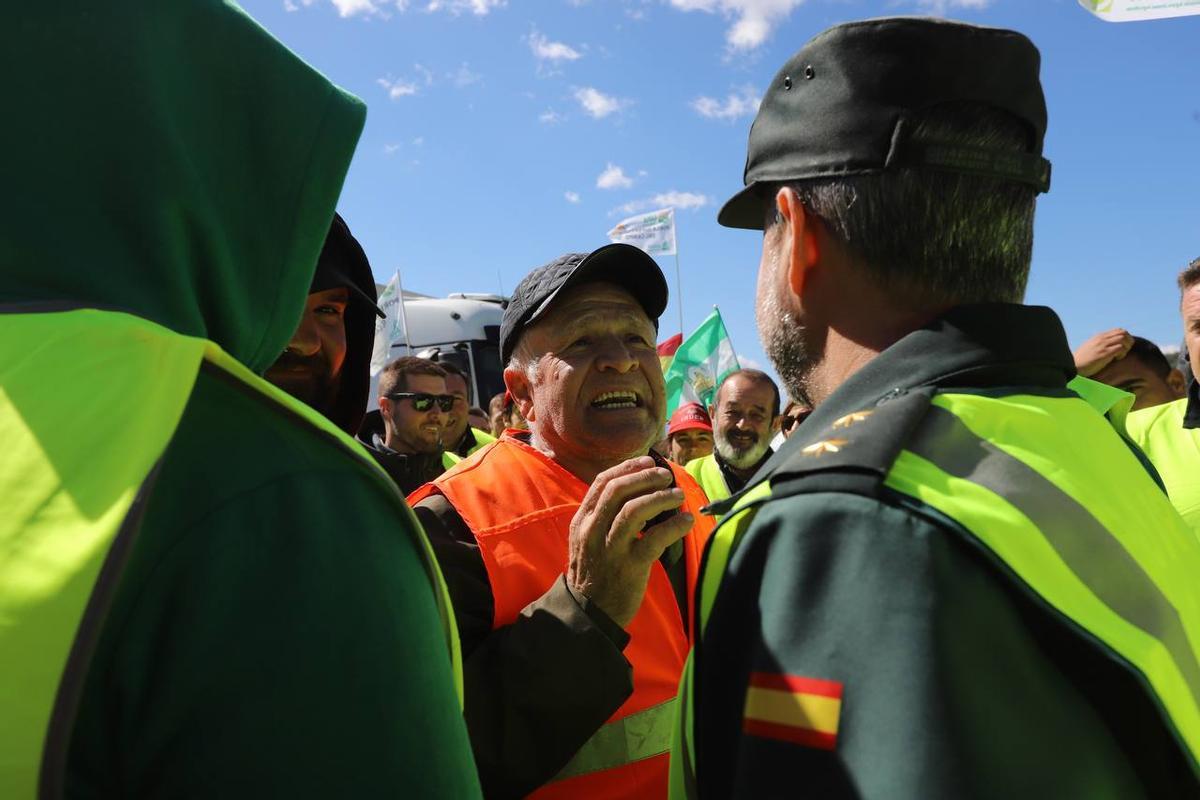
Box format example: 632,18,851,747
775,187,821,299
504,366,536,422
1168,368,1188,397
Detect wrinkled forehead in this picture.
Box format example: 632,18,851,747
718,376,775,408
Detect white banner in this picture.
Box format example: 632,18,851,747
369,271,406,376
607,208,677,257
1079,0,1200,20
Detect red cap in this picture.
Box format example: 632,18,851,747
668,403,713,436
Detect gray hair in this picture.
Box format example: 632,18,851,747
778,102,1039,308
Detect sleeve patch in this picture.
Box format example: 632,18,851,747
742,672,842,751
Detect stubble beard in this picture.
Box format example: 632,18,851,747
756,264,814,409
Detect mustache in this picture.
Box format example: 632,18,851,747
272,350,328,374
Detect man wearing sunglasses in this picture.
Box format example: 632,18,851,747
356,356,453,494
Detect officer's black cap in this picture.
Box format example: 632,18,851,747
719,16,1052,230
500,243,668,366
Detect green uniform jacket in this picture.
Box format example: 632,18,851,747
689,305,1199,799
1,2,480,796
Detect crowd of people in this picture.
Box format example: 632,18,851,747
7,3,1200,799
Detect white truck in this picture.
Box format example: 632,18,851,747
370,291,508,409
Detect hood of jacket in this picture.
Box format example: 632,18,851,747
0,0,365,374
314,214,378,435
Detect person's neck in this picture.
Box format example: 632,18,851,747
529,430,643,485
802,303,944,407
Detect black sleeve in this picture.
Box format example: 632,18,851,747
414,496,635,799
695,491,1153,800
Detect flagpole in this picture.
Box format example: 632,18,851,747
672,209,684,335
395,266,414,355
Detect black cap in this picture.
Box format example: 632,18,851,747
719,17,1051,230
311,214,385,317
500,243,669,366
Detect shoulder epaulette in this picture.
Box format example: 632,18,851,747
768,386,935,500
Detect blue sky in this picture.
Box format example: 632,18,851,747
242,0,1200,375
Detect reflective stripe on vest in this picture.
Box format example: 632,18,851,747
669,481,773,800
0,308,463,798
553,698,677,782
885,393,1200,773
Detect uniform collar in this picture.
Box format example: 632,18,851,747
710,303,1074,515
1183,378,1200,430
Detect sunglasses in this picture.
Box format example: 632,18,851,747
386,392,456,413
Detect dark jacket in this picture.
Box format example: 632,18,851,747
0,2,480,795
356,409,447,494
693,304,1197,799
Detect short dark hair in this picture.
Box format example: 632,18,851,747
378,356,446,399
1178,257,1200,297
716,369,781,417
775,102,1038,309
1126,337,1173,380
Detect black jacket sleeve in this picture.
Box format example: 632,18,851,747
414,496,634,799
695,491,1169,800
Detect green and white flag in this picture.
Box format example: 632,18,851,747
663,308,739,416
1079,0,1200,20
370,271,405,376
607,208,677,257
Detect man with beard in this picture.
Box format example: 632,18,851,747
409,244,716,798
438,360,496,467
684,370,779,501
264,213,382,436
671,18,1200,799
357,356,453,494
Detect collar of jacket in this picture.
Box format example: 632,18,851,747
709,303,1075,515
1183,378,1200,430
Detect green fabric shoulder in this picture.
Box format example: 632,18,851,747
1128,398,1200,536
684,453,730,504
67,367,482,797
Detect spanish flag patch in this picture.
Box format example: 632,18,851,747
742,672,843,750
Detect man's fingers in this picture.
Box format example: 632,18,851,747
578,456,657,516
633,511,694,562
589,467,675,537
608,487,686,548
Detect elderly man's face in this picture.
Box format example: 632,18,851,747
712,375,775,469
514,282,664,467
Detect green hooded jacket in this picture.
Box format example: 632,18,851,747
1,2,481,796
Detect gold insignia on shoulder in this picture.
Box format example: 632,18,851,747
801,438,848,457
833,410,873,429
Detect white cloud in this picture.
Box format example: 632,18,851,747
450,62,482,87
666,0,806,51
692,86,760,120
425,0,504,14
736,353,763,370
914,0,992,12
383,143,402,155
574,87,625,119
332,0,380,16
528,29,582,62
415,63,435,86
539,109,565,124
565,191,582,204
597,163,635,190
377,76,420,99
614,190,710,215
412,136,425,146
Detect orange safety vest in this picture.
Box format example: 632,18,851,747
411,436,715,799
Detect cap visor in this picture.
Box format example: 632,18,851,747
717,184,767,231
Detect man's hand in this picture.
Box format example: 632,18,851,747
1074,328,1133,377
567,456,693,629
